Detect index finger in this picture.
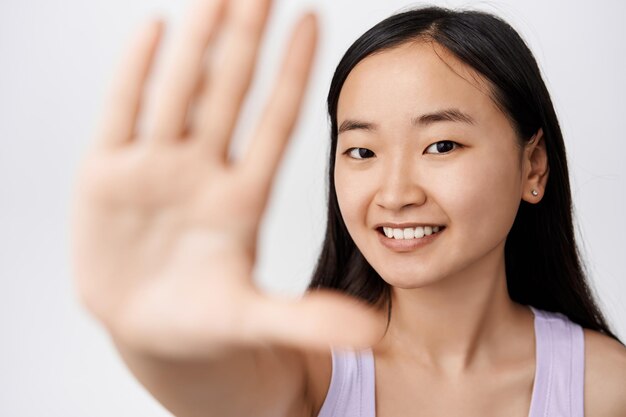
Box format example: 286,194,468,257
241,13,318,194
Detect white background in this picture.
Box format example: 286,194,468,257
1,0,624,415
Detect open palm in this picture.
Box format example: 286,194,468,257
71,0,382,359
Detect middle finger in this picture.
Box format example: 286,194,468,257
146,0,227,143
191,0,272,160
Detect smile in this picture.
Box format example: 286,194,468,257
376,225,446,252
380,225,445,240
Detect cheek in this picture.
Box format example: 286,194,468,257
334,165,376,236
441,150,522,244
334,166,361,228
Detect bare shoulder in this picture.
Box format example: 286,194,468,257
301,347,332,417
584,328,626,416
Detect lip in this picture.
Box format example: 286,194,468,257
376,226,445,252
374,222,445,229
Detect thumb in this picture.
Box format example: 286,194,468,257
243,289,387,351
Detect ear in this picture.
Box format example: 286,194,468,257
521,128,549,204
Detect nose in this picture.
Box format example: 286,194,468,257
374,157,427,211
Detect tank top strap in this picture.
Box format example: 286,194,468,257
317,347,376,417
528,305,585,417
318,306,585,417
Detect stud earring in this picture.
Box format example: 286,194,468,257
531,189,539,196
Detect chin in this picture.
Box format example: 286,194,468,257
375,267,447,290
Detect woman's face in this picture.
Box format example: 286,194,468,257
334,41,529,288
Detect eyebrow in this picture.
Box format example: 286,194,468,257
337,108,476,135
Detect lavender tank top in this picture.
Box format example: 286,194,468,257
317,305,585,417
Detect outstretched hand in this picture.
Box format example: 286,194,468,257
71,0,384,359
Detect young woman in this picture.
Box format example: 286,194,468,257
71,0,626,416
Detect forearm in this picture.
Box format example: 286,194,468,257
113,339,311,417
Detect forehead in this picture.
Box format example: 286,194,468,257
337,41,500,126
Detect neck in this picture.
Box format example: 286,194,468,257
374,242,533,376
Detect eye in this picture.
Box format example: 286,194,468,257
424,140,461,155
345,147,375,160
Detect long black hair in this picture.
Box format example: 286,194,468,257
307,5,623,344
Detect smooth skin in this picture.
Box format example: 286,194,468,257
72,0,384,416
333,40,546,416
72,0,626,416
329,40,626,416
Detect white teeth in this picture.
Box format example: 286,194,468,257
381,225,444,240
